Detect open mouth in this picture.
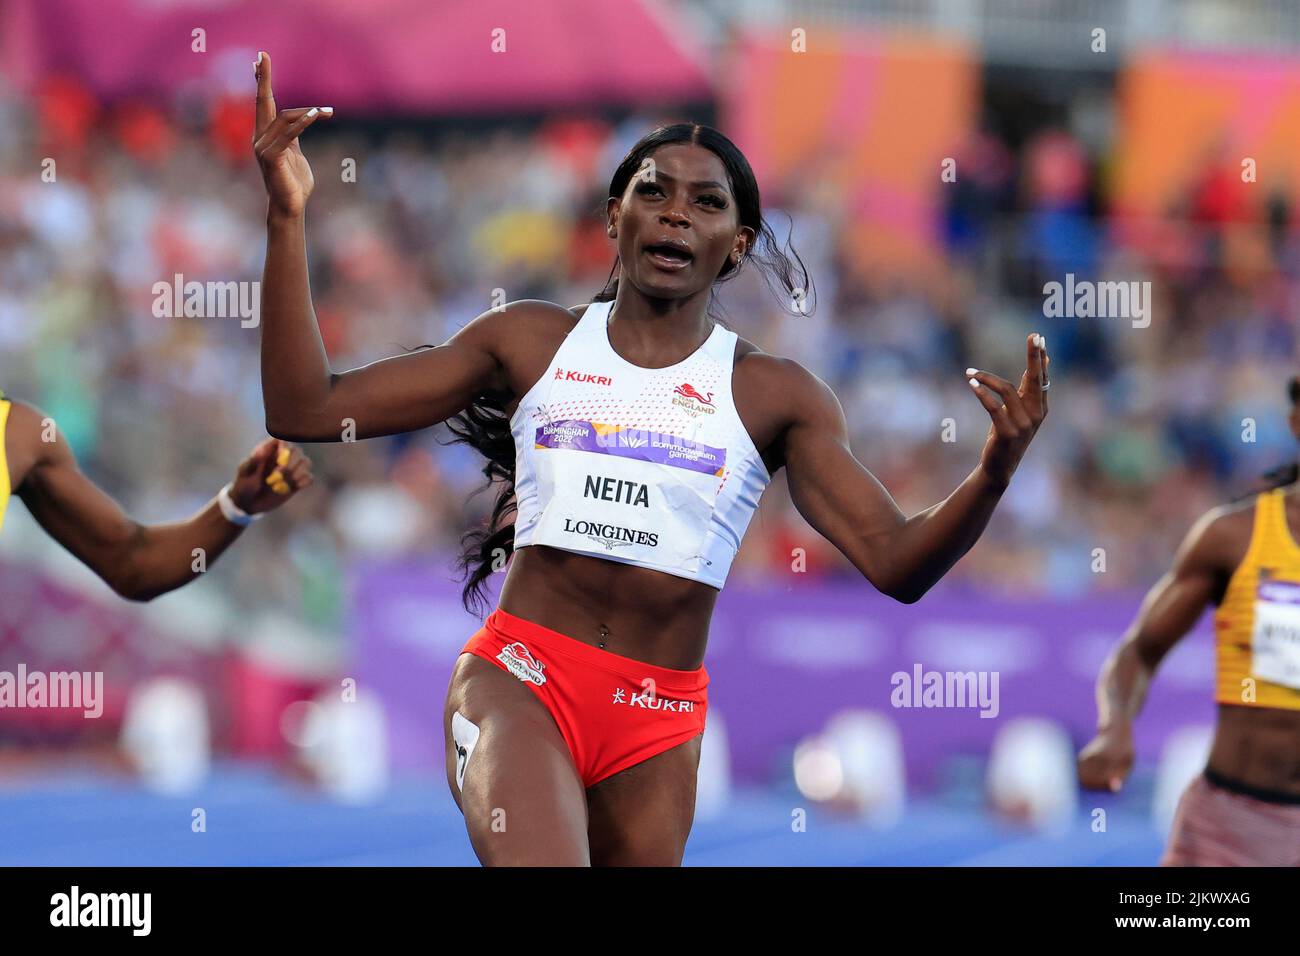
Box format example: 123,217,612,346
643,243,694,270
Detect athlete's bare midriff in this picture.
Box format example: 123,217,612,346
1209,703,1300,795
497,545,720,669
493,302,787,670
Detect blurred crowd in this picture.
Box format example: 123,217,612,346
1,70,1297,654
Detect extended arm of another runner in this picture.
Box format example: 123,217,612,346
11,402,310,602
1077,509,1228,791
781,334,1048,603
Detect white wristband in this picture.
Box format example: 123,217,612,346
217,484,262,527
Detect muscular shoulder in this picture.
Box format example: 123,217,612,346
732,342,843,471
1178,497,1260,575
454,299,586,398
461,299,583,345
4,400,69,492
734,344,840,423
7,400,52,453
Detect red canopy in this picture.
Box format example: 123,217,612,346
1,0,711,113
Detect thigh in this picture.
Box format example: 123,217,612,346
586,733,702,867
1161,777,1262,867
444,652,590,866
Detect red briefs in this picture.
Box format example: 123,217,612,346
460,607,709,788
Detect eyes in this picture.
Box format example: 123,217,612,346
634,180,728,210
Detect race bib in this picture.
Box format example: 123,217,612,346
1250,576,1300,689
530,419,723,572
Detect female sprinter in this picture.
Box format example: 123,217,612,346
252,51,1049,866
1079,375,1300,866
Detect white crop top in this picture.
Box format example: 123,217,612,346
509,299,772,588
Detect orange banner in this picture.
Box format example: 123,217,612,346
722,30,979,282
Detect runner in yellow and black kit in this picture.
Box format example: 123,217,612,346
1079,375,1300,866
0,388,313,600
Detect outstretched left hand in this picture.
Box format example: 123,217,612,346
966,332,1049,489
228,438,313,514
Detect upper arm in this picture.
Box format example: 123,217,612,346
1126,506,1234,669
10,402,141,579
776,360,906,587
271,299,556,442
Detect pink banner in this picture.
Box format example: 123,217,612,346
1,0,710,113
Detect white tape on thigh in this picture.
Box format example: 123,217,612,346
451,711,481,792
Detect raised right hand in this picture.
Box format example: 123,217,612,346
252,51,333,219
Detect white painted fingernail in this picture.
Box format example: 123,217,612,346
306,107,319,117
319,106,334,113
1040,335,1047,350
256,51,263,65
968,378,979,389
965,367,977,376
1033,333,1043,348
